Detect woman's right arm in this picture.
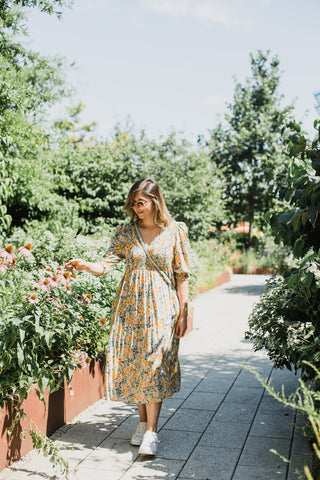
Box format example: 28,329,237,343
65,259,105,276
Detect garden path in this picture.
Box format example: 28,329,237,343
0,274,313,480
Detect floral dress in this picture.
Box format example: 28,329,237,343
98,220,190,404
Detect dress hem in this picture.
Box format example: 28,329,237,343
107,385,181,404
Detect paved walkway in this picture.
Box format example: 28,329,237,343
0,275,314,480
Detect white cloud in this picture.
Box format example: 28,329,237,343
140,0,256,30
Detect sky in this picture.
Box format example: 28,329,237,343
25,0,320,141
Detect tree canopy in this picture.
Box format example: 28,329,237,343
206,50,294,242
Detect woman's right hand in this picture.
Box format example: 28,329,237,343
65,259,88,272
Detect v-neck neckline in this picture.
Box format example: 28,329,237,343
134,221,171,247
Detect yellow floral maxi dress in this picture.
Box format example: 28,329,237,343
98,220,190,404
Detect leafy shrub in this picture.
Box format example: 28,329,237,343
0,232,121,406
246,119,320,381
246,275,320,378
192,239,231,293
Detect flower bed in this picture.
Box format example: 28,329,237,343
0,359,105,471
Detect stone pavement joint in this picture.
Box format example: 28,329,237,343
0,275,313,480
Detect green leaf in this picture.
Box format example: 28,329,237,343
20,329,25,343
17,344,24,367
293,238,305,258
307,205,319,227
287,272,299,288
19,387,27,403
302,272,313,289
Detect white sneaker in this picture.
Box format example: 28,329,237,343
138,431,159,456
130,422,147,446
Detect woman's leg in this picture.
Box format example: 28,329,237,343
146,401,162,432
137,404,147,422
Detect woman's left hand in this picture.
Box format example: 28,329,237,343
174,316,187,339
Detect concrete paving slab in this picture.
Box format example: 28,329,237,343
77,437,139,472
249,413,294,439
232,465,287,480
268,370,301,397
157,429,202,461
163,408,213,432
75,466,128,480
224,386,264,404
121,457,185,480
287,453,314,480
160,397,186,418
180,445,241,480
181,391,225,411
291,424,313,455
238,436,291,468
258,396,296,417
194,371,237,394
234,371,270,388
198,420,251,449
214,401,257,424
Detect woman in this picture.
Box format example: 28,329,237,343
65,178,190,456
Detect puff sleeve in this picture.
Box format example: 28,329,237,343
98,225,126,275
173,222,191,280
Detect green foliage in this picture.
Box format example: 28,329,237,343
0,231,120,406
206,50,294,242
0,1,70,239
270,120,320,258
45,113,224,239
141,132,225,240
191,239,231,293
246,276,320,377
246,119,320,381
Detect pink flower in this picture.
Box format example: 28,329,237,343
63,285,72,294
29,295,38,304
48,296,60,307
57,271,70,286
0,262,8,272
50,275,59,287
18,243,32,258
0,245,15,263
67,385,74,396
37,278,51,291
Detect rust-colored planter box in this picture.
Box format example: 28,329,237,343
0,358,105,471
196,270,231,295
232,266,276,274
64,358,106,424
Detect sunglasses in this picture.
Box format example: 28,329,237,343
132,199,151,208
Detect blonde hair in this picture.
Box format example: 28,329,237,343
124,178,172,229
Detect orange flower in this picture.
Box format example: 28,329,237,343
5,245,13,254
63,271,70,279
100,317,107,325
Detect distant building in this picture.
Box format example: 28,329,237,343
314,91,320,116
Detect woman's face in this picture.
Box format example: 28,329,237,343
132,192,154,221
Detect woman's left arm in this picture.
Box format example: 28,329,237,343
174,277,189,338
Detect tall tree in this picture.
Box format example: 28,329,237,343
0,0,71,238
206,50,294,244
